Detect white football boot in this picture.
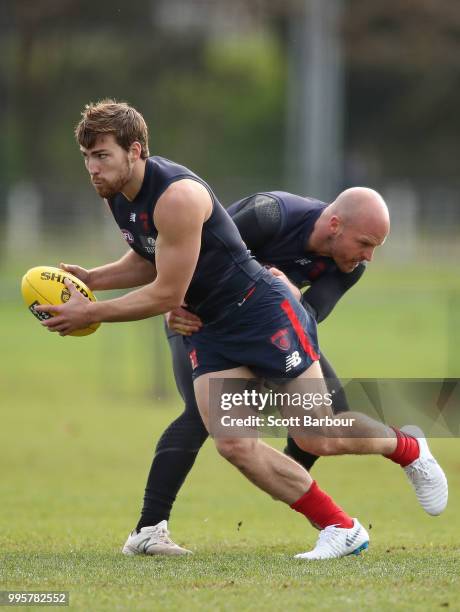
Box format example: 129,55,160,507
400,425,448,516
122,520,192,556
295,519,369,560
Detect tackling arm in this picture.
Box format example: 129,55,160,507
301,263,366,323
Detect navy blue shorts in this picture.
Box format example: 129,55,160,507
184,275,320,380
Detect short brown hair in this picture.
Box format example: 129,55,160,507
75,99,150,158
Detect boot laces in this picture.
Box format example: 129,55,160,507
406,458,433,481
315,524,340,549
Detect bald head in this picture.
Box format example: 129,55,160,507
310,187,390,272
330,187,390,237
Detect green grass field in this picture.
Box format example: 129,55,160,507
1,260,459,610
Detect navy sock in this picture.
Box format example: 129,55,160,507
136,410,208,531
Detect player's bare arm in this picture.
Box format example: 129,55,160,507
36,180,212,334
61,249,156,291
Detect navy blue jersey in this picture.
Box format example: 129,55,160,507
228,191,335,289
227,191,366,322
107,156,264,321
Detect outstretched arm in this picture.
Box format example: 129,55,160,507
302,263,366,323
61,249,156,291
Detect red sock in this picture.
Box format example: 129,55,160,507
290,481,354,529
384,428,420,467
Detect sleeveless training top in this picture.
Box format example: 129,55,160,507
107,156,264,322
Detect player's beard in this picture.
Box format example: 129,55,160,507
334,253,360,272
342,260,360,272
329,238,359,273
92,160,131,198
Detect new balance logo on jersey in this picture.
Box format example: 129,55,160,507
129,212,136,222
286,351,302,372
140,235,156,254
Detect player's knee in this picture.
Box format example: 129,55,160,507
215,438,256,467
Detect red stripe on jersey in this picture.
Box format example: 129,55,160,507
281,299,319,361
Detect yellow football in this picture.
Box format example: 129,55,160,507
21,266,100,337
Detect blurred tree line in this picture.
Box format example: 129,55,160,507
2,0,285,204
1,0,460,233
344,0,460,181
